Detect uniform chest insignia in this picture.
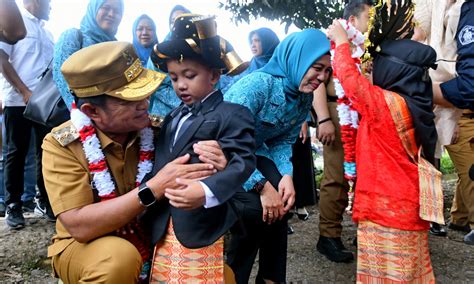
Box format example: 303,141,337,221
52,125,80,146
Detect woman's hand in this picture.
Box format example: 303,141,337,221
299,121,309,143
327,19,349,47
194,140,227,171
278,175,295,214
260,182,284,224
317,120,336,145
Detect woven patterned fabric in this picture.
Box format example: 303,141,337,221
356,221,435,284
150,221,224,283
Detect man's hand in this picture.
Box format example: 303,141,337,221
450,125,460,145
193,140,227,171
260,182,284,224
279,175,295,213
317,120,336,146
21,89,32,104
147,154,216,198
165,178,206,210
299,121,309,143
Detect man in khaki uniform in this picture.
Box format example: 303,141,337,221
313,0,371,263
42,41,227,283
445,110,474,244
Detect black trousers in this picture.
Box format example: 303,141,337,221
292,136,317,207
228,189,288,284
4,107,51,208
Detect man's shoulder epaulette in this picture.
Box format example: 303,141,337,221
51,124,80,147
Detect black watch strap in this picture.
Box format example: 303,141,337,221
253,178,267,194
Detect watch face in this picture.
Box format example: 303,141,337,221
138,186,155,206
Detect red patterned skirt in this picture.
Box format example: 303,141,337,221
150,221,225,283
357,221,435,284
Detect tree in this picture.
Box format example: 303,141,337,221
219,0,347,32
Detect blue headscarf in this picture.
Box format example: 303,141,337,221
247,28,280,72
80,0,123,43
132,14,158,65
259,29,330,96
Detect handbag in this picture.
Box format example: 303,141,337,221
383,90,445,224
23,29,83,128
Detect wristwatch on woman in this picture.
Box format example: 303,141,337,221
253,178,268,194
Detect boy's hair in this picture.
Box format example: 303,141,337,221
343,0,373,20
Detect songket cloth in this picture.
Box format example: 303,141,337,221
150,221,225,283
356,221,435,284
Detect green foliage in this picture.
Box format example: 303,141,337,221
440,152,456,175
219,0,347,31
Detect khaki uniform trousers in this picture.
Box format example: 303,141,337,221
319,102,350,238
52,236,142,283
445,115,474,230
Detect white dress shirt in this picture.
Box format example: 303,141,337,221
174,90,220,208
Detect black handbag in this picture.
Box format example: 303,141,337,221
23,29,82,128
23,63,70,128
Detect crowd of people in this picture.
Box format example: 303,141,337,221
0,0,473,283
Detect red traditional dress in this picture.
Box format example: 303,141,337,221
334,43,435,283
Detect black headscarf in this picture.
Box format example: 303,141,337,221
372,39,438,164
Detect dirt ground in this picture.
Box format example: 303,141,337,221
1,178,473,283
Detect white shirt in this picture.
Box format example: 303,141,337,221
0,9,54,107
174,90,220,208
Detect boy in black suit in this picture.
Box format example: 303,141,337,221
144,14,256,282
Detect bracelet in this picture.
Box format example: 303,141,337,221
318,117,331,125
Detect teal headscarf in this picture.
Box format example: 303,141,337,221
80,0,123,43
259,29,330,96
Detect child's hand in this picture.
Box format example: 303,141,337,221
327,19,349,47
165,178,206,210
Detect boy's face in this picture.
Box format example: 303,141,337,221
167,59,220,105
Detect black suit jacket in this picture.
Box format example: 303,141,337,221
144,90,256,248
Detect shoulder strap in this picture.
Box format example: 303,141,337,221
382,90,418,163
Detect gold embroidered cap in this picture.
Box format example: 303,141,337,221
61,41,166,100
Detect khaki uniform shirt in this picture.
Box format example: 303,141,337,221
42,121,140,257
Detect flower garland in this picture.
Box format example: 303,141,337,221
70,102,155,196
329,19,365,214
70,102,154,281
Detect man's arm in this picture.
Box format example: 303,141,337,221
43,134,216,243
0,0,26,44
0,49,31,103
313,82,336,145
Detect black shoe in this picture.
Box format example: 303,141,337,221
288,225,295,235
429,223,447,237
0,202,5,217
317,236,354,263
5,203,25,229
22,199,36,213
296,207,310,221
464,230,474,245
448,222,471,233
34,202,56,222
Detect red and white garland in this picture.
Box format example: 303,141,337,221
70,102,154,200
329,19,365,214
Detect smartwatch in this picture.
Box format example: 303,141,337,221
137,183,156,207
